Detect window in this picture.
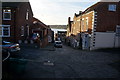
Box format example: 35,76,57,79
26,12,28,20
108,4,116,11
26,12,29,20
0,27,2,37
86,17,88,31
0,25,10,37
3,9,11,20
26,9,29,20
81,18,84,31
21,26,24,36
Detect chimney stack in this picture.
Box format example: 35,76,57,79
68,17,71,31
79,11,82,15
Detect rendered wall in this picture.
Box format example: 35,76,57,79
91,32,115,50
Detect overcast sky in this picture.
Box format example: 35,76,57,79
29,0,100,25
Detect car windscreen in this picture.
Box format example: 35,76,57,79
2,41,11,45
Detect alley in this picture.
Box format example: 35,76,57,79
3,44,120,79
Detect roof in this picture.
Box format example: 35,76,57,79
33,17,49,29
83,2,100,14
79,1,120,15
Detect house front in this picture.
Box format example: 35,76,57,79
67,1,120,50
1,2,33,43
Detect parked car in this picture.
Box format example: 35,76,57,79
54,41,62,48
2,41,20,53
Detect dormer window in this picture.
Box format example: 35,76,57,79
108,4,116,11
3,9,11,20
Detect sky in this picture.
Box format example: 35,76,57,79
29,0,100,25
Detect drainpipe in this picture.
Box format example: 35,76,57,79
79,12,82,49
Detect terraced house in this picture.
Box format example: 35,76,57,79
1,1,53,48
67,1,120,50
1,2,33,43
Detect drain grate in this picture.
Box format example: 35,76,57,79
43,61,54,66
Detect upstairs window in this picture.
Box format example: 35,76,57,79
81,18,84,31
26,12,29,20
26,9,29,20
86,17,89,31
108,4,116,11
3,9,11,20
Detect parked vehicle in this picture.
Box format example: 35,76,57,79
54,41,62,48
31,33,40,40
2,41,20,53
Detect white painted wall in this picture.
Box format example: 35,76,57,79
93,32,115,50
115,36,120,47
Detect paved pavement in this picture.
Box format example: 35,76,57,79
2,43,120,79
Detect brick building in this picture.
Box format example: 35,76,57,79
30,17,53,47
1,2,33,43
1,1,53,48
67,1,120,50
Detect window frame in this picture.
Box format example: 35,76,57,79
81,18,84,31
3,9,11,20
86,17,89,31
108,4,117,11
0,25,10,37
26,12,29,20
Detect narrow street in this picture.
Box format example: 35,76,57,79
3,44,120,79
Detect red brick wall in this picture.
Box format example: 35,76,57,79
2,2,33,43
2,8,16,42
71,11,94,35
96,2,120,32
15,2,33,42
69,2,120,37
80,11,94,34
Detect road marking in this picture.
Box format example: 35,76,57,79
2,52,10,62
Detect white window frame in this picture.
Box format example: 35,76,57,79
26,12,29,20
108,4,116,11
3,9,11,20
0,25,10,37
81,18,84,31
86,17,89,31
